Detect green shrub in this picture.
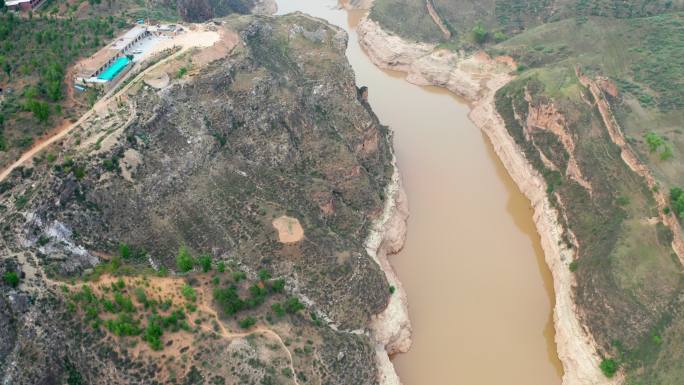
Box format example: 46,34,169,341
118,243,130,259
493,31,507,42
213,285,244,315
258,268,271,281
216,261,226,273
232,271,246,282
73,166,86,180
105,313,141,336
176,246,194,273
176,67,187,78
134,287,148,306
660,144,673,160
472,22,488,44
181,284,196,302
246,284,267,309
37,235,50,246
270,278,285,293
143,316,164,350
14,195,28,210
645,132,665,152
3,271,19,287
238,316,256,329
271,303,285,317
599,358,618,378
616,196,630,206
669,187,684,219
197,254,212,273
284,296,304,314
114,292,135,313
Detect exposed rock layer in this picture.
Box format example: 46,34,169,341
357,15,617,385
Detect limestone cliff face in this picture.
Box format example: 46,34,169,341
365,160,411,385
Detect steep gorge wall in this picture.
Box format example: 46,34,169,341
357,15,617,385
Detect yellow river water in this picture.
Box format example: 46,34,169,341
276,1,564,384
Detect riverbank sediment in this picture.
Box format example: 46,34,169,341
357,15,617,385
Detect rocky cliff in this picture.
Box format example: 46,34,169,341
359,5,684,383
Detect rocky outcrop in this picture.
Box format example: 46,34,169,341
524,96,592,194
357,18,435,72
358,14,618,385
365,159,411,385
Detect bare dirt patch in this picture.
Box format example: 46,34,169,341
272,216,304,243
143,71,170,89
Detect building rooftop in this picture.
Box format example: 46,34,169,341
75,47,120,79
75,25,148,79
111,26,148,50
5,0,31,5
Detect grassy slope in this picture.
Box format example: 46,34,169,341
369,0,683,44
493,12,684,385
494,12,684,212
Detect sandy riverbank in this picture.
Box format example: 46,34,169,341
357,16,619,385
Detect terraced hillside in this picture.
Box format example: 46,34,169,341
0,14,395,384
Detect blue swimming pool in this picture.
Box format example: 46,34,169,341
98,56,131,81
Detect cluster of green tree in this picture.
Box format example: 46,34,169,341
471,22,506,45
644,132,673,160
175,246,215,273
0,12,127,151
212,268,288,318
270,297,305,318
669,187,684,220
70,279,192,351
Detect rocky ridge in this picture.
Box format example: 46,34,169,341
0,14,402,385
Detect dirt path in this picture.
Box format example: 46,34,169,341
34,270,300,384
425,0,451,39
0,27,221,183
196,286,298,384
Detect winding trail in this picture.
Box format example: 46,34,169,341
35,270,300,385
197,290,300,385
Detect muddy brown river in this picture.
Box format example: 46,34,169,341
276,1,563,384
